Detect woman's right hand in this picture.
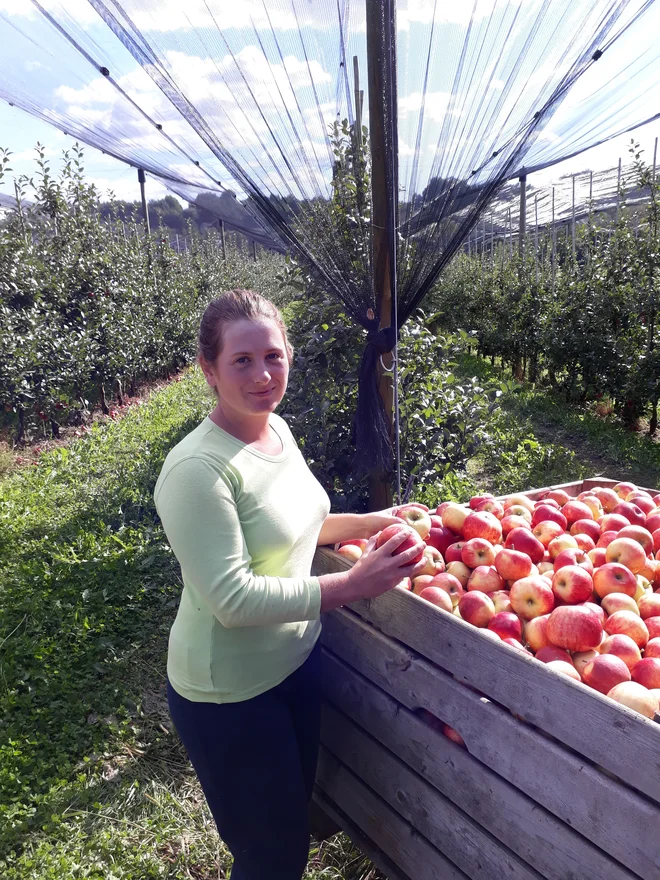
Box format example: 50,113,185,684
346,528,428,600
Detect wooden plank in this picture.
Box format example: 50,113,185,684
335,582,660,804
317,747,471,880
321,609,660,878
493,477,659,502
308,796,341,841
321,649,638,880
321,702,545,880
312,788,412,880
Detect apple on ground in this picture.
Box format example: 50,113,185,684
336,544,363,562
495,549,533,582
504,528,545,564
599,634,642,670
545,660,581,681
601,593,640,616
548,533,578,560
376,524,425,564
488,612,523,641
572,649,599,676
490,589,512,613
462,511,502,544
604,611,649,648
501,514,533,537
467,565,505,593
546,605,602,652
553,547,594,574
523,613,552,652
638,593,660,620
441,502,470,535
458,590,496,627
536,645,573,664
593,562,637,598
417,586,454,613
582,654,631,694
607,681,658,719
461,537,496,568
570,519,601,541
643,638,660,658
605,537,647,574
509,576,555,620
631,657,660,689
551,565,594,604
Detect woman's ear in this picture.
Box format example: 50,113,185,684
198,355,216,390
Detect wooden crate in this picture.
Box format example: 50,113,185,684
311,478,660,880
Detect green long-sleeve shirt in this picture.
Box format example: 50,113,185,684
154,413,330,703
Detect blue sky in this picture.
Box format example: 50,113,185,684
2,0,660,209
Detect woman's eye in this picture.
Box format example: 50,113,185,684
236,357,249,364
267,352,283,360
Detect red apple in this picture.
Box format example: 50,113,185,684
545,488,571,506
592,486,620,512
418,586,453,613
488,612,523,641
523,613,552,652
646,515,660,535
531,505,567,530
647,617,660,639
426,519,456,555
505,504,533,523
376,524,425,564
548,534,578,560
412,574,435,595
461,537,496,568
618,525,654,556
562,500,594,525
467,565,505,593
442,723,467,747
604,611,649,648
395,505,432,540
593,562,637,598
501,638,532,654
650,688,660,709
504,528,545,564
572,649,599,676
336,544,362,562
605,537,647,574
638,593,660,620
601,593,640,616
579,495,603,519
599,634,642,670
441,502,470,535
490,590,512,613
597,530,620,549
458,590,496,627
538,497,560,509
446,561,471,588
643,637,660,658
509,576,555,620
551,565,594,604
546,605,602,652
501,514,533,537
627,492,655,515
339,538,368,550
582,654,631,694
631,657,660,689
614,481,637,499
545,660,582,681
536,645,573,664
417,545,445,577
445,542,466,563
531,522,566,551
573,534,595,553
495,549,533,582
598,513,630,533
570,519,601,541
428,572,465,607
582,601,606,626
462,511,502,544
607,681,658,718
469,493,495,510
554,548,594,574
612,502,646,527
503,494,535,513
475,498,505,519
588,547,607,568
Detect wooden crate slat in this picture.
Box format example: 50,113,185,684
321,608,660,878
311,789,412,880
317,747,471,880
322,701,546,880
321,649,639,880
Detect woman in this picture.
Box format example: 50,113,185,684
155,289,425,880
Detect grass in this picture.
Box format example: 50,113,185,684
0,368,382,880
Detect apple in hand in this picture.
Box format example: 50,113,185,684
582,654,631,694
607,681,658,718
551,565,593,604
509,576,555,620
395,505,432,540
376,524,425,564
458,590,496,627
546,605,602,652
504,528,545,564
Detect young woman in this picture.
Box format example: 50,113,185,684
155,289,425,880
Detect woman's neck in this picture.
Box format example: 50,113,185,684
209,403,271,446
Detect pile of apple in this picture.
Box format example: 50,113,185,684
336,482,660,721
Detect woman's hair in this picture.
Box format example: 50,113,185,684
197,289,293,365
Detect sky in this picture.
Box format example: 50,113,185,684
1,0,660,211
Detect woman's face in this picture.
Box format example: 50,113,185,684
202,318,290,420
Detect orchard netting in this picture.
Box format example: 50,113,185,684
2,0,660,475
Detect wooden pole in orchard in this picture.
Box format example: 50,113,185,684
518,174,527,261
138,168,151,237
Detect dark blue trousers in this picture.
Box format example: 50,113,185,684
167,639,322,880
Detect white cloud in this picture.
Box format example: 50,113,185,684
399,91,451,123
0,0,99,26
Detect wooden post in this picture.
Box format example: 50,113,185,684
366,0,397,511
490,214,494,267
252,239,257,261
616,157,622,225
219,219,226,260
534,194,538,285
571,175,576,259
518,174,527,260
137,168,151,237
551,186,556,295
